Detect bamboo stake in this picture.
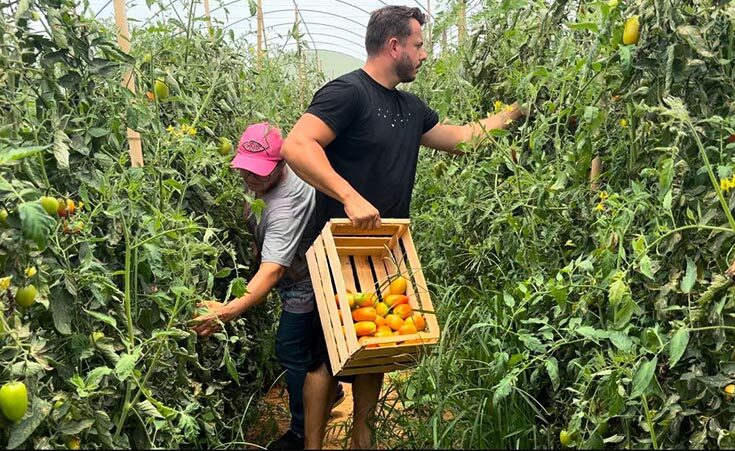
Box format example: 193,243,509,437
256,0,265,61
590,155,602,191
113,0,143,167
457,0,466,45
203,0,212,36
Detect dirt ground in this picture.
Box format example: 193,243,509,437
248,373,405,450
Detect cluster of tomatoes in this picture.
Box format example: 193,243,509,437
38,195,83,235
335,276,427,348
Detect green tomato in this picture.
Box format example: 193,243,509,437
0,209,8,226
39,196,59,216
0,381,28,422
154,79,169,100
218,138,233,155
560,429,572,447
16,285,37,308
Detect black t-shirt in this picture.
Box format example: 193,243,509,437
305,69,439,230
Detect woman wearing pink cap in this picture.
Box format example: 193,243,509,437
192,122,343,450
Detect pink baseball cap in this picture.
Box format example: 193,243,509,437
231,122,284,176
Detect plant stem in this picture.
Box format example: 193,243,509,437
641,394,658,449
687,122,735,232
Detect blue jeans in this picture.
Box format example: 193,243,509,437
275,309,315,436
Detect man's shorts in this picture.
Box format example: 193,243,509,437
307,311,357,383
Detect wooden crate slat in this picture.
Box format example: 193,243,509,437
340,256,357,292
330,218,408,237
344,353,419,369
334,237,392,247
353,255,378,295
399,229,440,340
371,254,390,298
306,245,347,372
336,247,386,256
322,224,359,360
338,362,416,377
350,336,438,361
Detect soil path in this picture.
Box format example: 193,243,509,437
251,374,405,449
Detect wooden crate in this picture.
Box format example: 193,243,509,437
306,218,440,377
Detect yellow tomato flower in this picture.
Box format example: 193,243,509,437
722,176,735,193
493,100,505,113
166,125,175,134
599,191,609,200
619,119,628,128
595,202,605,212
24,267,37,277
0,276,11,291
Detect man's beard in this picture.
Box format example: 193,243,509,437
396,54,417,83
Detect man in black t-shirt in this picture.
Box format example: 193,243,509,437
281,5,524,449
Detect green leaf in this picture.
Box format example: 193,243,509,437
85,366,112,390
223,345,240,385
632,236,646,256
614,297,638,329
18,202,56,248
575,326,607,343
639,255,654,279
681,257,696,294
0,147,46,165
607,331,633,351
247,0,257,16
493,372,515,405
566,21,599,32
229,277,247,298
89,127,109,138
94,410,114,448
54,129,71,170
152,328,190,340
631,357,657,399
608,277,628,305
545,357,560,391
115,350,140,381
503,291,515,308
49,287,73,335
7,398,52,449
669,328,690,367
136,400,164,419
59,418,96,435
84,309,117,328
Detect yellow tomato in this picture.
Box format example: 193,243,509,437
389,276,408,295
623,16,640,45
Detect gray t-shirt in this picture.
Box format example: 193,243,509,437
246,166,316,313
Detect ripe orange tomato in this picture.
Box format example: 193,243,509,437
408,313,426,331
353,292,377,308
385,314,404,331
352,307,377,322
383,294,408,307
389,276,408,295
335,290,355,309
376,325,392,334
375,302,389,317
393,304,413,320
374,315,387,327
354,321,376,337
398,323,418,335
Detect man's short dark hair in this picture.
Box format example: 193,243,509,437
365,6,426,56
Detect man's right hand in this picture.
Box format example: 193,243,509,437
344,194,381,230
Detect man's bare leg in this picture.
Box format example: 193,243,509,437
303,363,336,449
350,372,383,449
